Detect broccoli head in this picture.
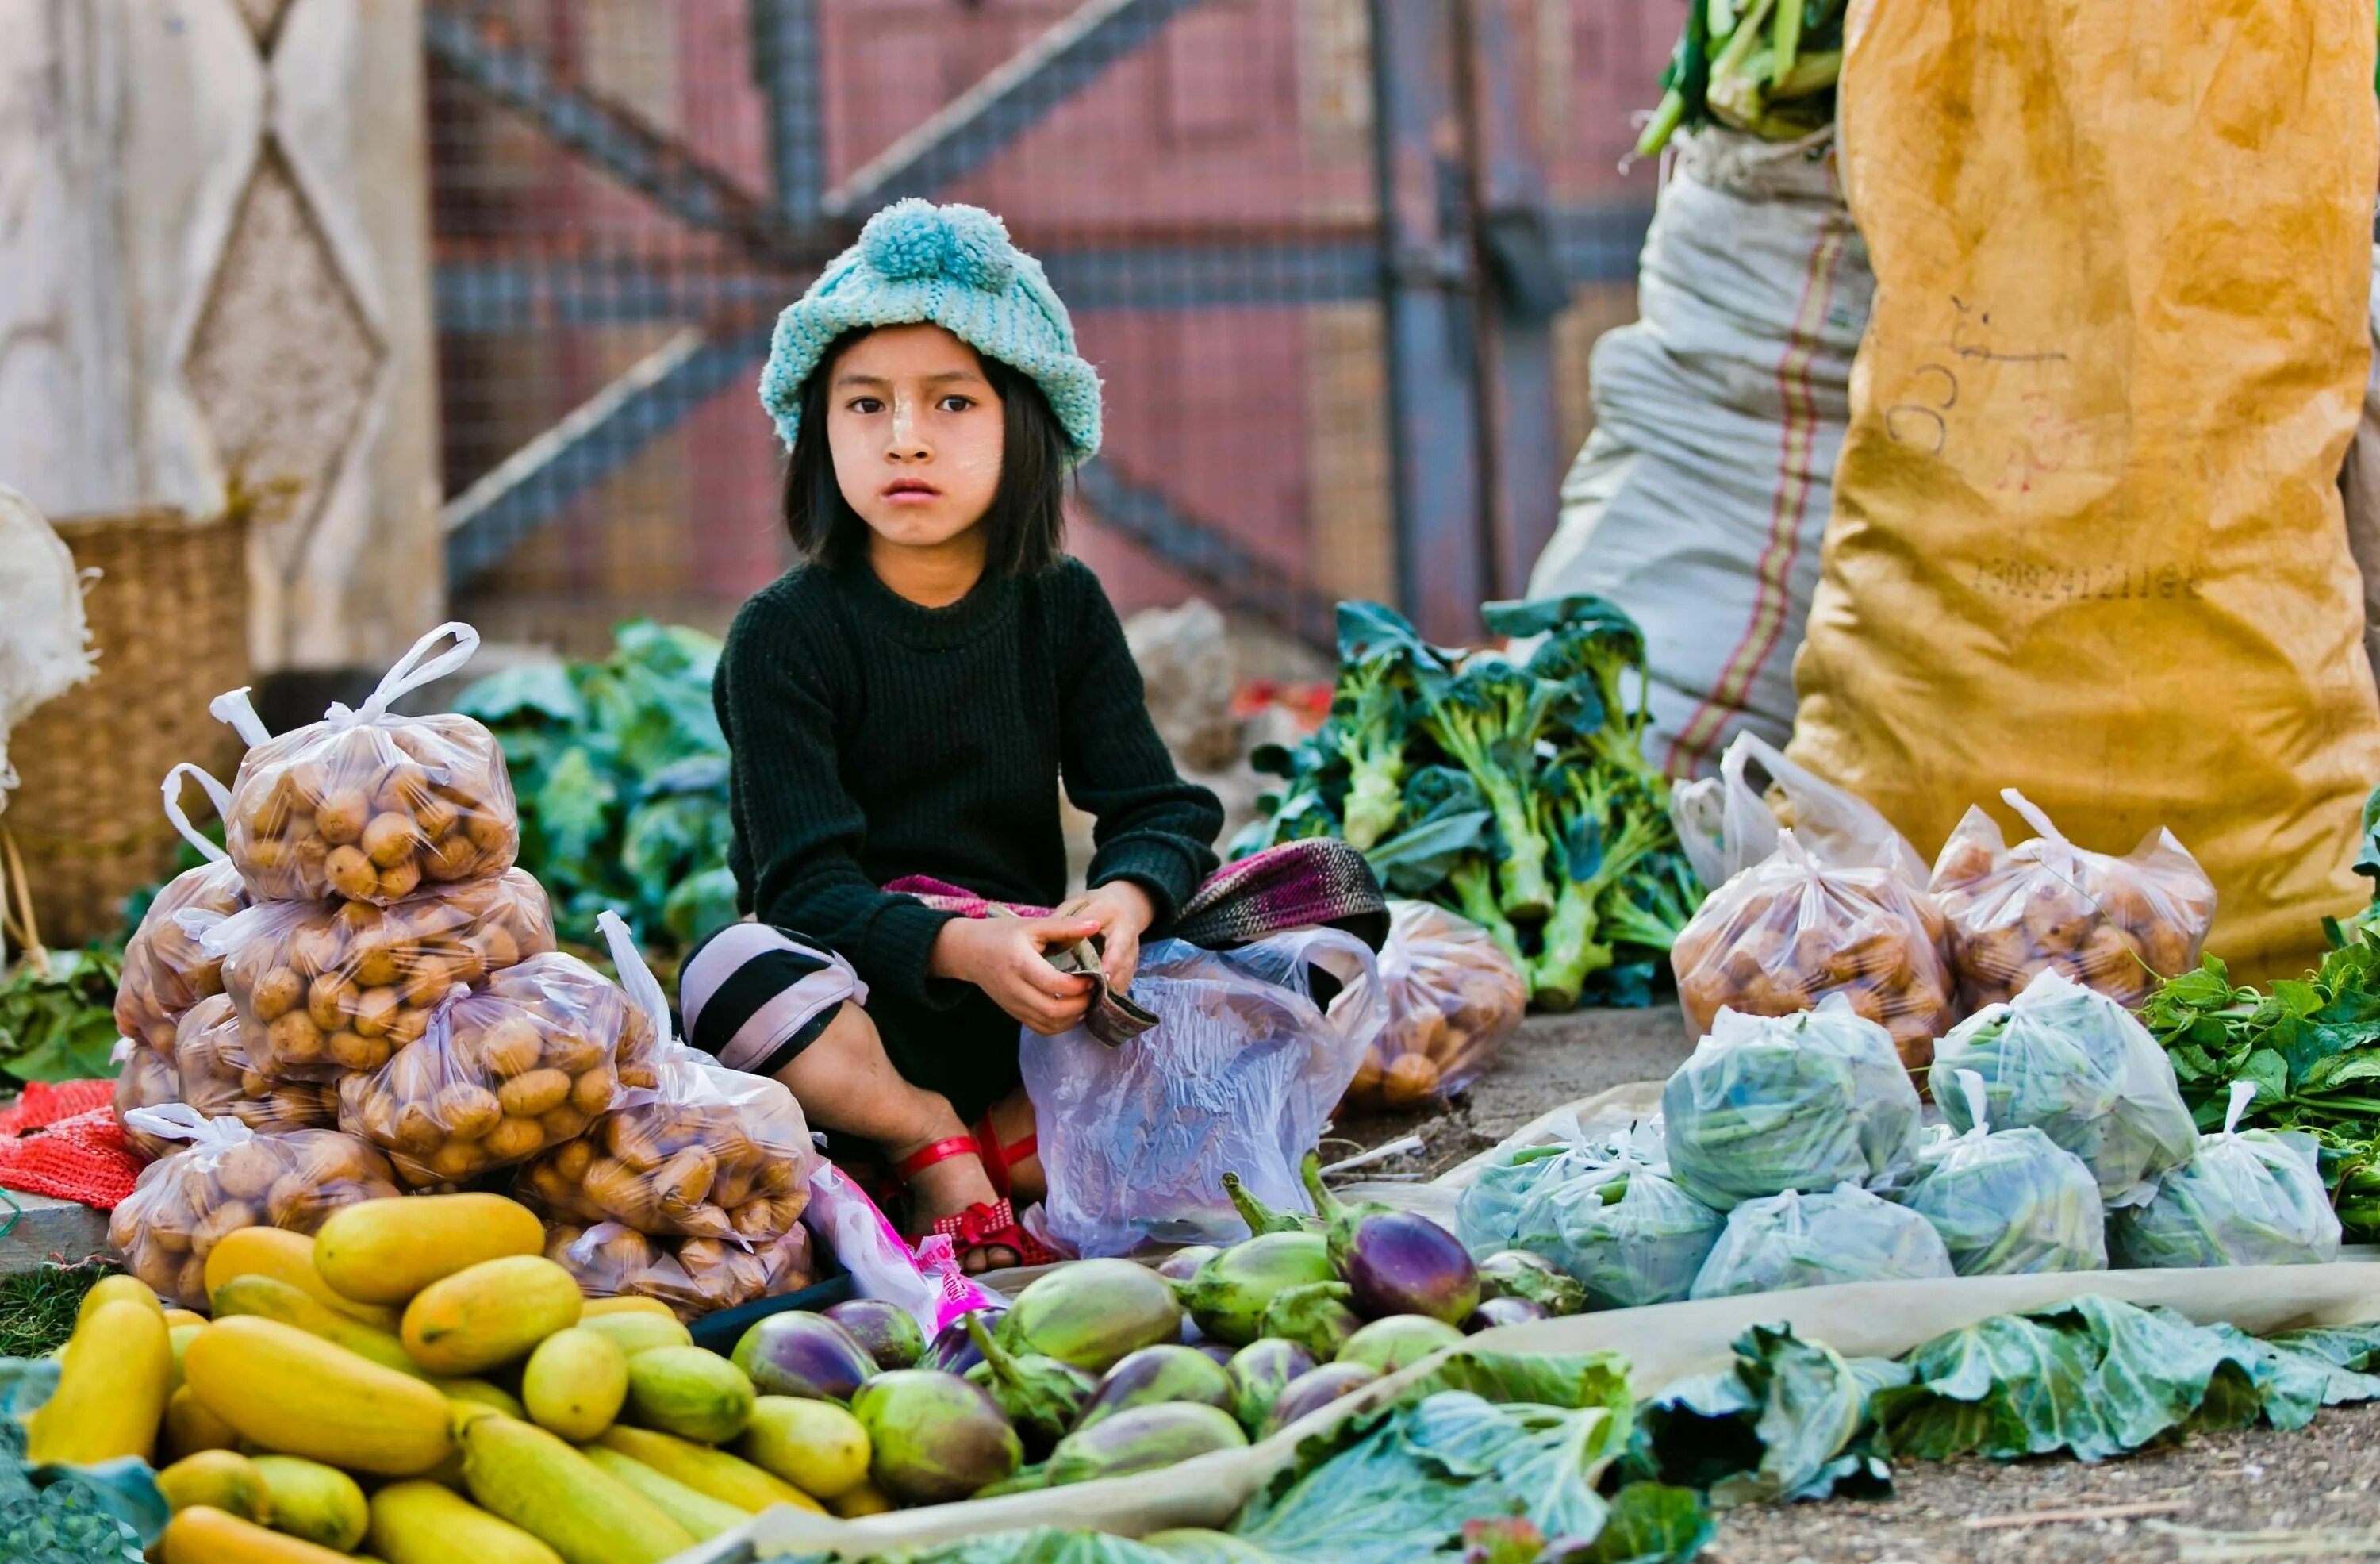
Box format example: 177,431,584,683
1420,664,1562,920
1530,766,1674,1009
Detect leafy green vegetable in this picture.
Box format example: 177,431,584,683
1901,1071,2107,1276
0,947,124,1085
1687,1186,1952,1301
1504,1152,1722,1312
2109,1086,2341,1270
1636,0,1845,157
1635,1324,1890,1506
456,620,734,954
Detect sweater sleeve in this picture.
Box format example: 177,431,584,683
715,590,962,1008
1057,565,1225,928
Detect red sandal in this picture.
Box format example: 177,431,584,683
973,1111,1039,1201
894,1135,1056,1269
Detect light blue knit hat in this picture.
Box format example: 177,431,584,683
758,199,1101,464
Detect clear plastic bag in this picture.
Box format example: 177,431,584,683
2113,1082,2342,1270
1338,900,1525,1110
1688,1183,1956,1300
107,1107,400,1305
1902,1069,2107,1275
209,868,556,1082
1929,966,2198,1209
116,765,251,1055
1023,926,1384,1257
1660,997,1924,1209
1506,1135,1724,1308
1929,788,2217,1010
546,1220,816,1323
1455,1138,1614,1256
213,624,519,905
516,912,814,1243
1670,732,1933,891
337,951,627,1188
172,995,340,1134
111,1039,181,1161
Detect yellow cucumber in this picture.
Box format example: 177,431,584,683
522,1328,628,1442
169,1320,205,1397
25,1297,171,1463
75,1273,163,1328
578,1447,751,1539
367,1480,563,1564
205,1227,401,1331
163,1307,210,1328
157,1451,274,1523
182,1315,454,1476
163,1385,244,1461
314,1193,547,1306
458,1415,693,1564
250,1454,369,1551
574,1312,691,1358
161,1505,354,1564
401,1255,582,1375
739,1395,871,1501
592,1425,820,1513
433,1376,528,1419
619,1345,754,1443
211,1272,425,1376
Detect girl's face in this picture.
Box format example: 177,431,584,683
826,324,1005,559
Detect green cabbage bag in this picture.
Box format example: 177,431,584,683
1902,1069,2107,1275
1505,1137,1724,1309
2113,1082,2342,1270
1688,1184,1954,1300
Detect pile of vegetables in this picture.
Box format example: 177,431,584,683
1236,598,1702,1009
454,621,737,956
0,945,123,1085
1636,0,1847,159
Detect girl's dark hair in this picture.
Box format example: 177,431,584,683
780,328,1071,575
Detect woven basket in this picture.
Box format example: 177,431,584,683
6,507,249,947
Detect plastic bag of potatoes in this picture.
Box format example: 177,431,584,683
108,1106,400,1305
172,995,340,1134
337,951,627,1187
212,624,518,905
1340,900,1526,1109
115,767,251,1055
1930,788,2216,1011
546,1219,816,1322
516,910,813,1240
111,1040,182,1160
208,867,555,1080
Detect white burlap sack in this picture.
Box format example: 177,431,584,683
1527,127,1872,778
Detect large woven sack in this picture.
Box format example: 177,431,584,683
1791,0,2380,985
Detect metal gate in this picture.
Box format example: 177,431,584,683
424,0,1676,651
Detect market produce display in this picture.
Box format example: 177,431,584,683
1899,1070,2106,1276
1238,597,1702,1009
1636,0,1846,157
1337,898,1526,1109
1929,788,2214,1011
2111,1082,2343,1270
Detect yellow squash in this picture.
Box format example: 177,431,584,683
739,1395,870,1501
578,1297,679,1321
249,1455,368,1551
401,1255,582,1375
75,1273,163,1328
521,1328,628,1442
828,1478,896,1518
25,1297,171,1463
161,1506,354,1564
577,1447,750,1539
313,1194,547,1306
367,1480,563,1564
593,1425,820,1514
156,1451,274,1524
573,1312,691,1358
205,1227,401,1332
618,1346,753,1444
433,1376,528,1419
182,1315,454,1476
163,1307,209,1328
211,1273,424,1377
162,1386,243,1462
458,1415,693,1564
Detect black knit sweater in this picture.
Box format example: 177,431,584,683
714,557,1224,1009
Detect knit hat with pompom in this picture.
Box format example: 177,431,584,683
757,199,1101,464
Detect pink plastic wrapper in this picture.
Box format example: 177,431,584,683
1340,900,1524,1109
1930,788,2217,1011
115,766,250,1055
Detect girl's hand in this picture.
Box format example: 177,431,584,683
1061,881,1157,993
931,913,1101,1036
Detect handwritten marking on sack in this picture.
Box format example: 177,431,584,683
1948,298,2070,366
1967,558,2204,603
1883,302,2072,459
1885,363,1957,454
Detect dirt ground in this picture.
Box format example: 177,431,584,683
1337,1003,2380,1564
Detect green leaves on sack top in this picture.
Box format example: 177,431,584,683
1636,0,1846,158
0,946,123,1086
455,619,734,955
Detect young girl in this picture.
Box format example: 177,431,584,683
685,199,1223,1270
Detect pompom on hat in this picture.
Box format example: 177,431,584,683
758,199,1102,464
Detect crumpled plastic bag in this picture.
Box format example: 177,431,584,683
1929,966,2198,1209
1023,926,1384,1257
1930,788,2217,1010
115,765,250,1055
1455,1134,1614,1257
2113,1082,2342,1270
1669,735,1953,1075
547,1219,814,1323
1689,1183,1956,1300
1902,1069,2107,1275
1660,997,1924,1209
1339,900,1526,1110
1505,1132,1724,1308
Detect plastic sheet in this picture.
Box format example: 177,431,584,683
1339,901,1525,1109
2113,1082,2344,1270
1929,966,2198,1209
1902,1070,2107,1276
1688,1184,1954,1300
1660,997,1923,1209
1024,927,1383,1257
115,765,249,1055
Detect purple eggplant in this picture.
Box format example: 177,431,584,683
1465,1295,1549,1332
1193,1341,1239,1367
1173,1232,1336,1347
1338,1314,1464,1374
1301,1155,1477,1326
1224,1338,1314,1434
926,1307,1004,1376
850,1368,1021,1503
1156,1245,1223,1283
1000,1259,1183,1374
823,1297,927,1370
1046,1402,1247,1486
1073,1344,1234,1432
729,1311,877,1403
1257,1361,1380,1438
1474,1251,1586,1317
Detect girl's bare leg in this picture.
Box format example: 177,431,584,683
771,1003,1016,1270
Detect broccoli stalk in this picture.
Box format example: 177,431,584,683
1532,768,1670,1011
1327,651,1412,851
1597,855,1704,955
1449,856,1529,977
1525,623,1658,790
1421,667,1560,920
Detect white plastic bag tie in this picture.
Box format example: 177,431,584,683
122,1102,255,1150
2221,1078,2257,1138
209,687,271,747
1999,787,2067,845
109,1036,134,1066
160,763,235,867
597,908,674,1051
327,622,482,728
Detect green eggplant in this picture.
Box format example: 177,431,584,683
962,1310,1096,1451
1257,1281,1363,1361
1173,1232,1337,1347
